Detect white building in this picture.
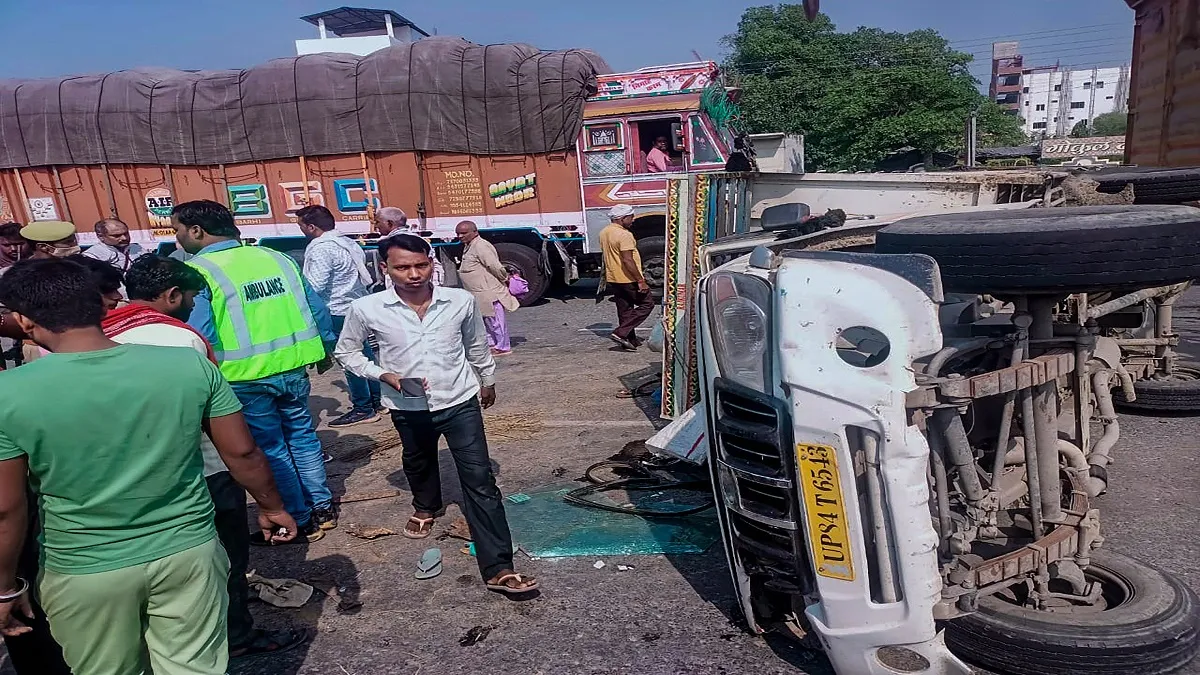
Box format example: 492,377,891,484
295,7,428,57
1018,66,1131,138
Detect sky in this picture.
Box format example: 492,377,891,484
0,0,1136,84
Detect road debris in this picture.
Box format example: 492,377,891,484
443,516,473,541
593,560,606,569
246,572,313,608
617,564,634,571
459,625,497,647
347,524,398,540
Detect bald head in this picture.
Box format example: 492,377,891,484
94,218,131,249
374,207,407,236
455,220,480,245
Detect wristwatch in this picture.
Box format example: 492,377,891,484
0,577,28,602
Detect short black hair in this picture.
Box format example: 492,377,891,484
0,258,105,331
296,205,335,231
172,200,240,238
125,254,207,301
378,233,431,260
70,255,124,296
0,222,22,239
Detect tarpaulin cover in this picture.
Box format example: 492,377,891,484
0,37,610,169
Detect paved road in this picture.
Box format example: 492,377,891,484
3,284,1197,675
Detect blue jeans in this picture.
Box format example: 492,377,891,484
332,315,381,414
231,369,331,527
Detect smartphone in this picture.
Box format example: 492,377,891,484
399,378,427,399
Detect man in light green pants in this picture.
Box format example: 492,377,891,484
0,257,299,674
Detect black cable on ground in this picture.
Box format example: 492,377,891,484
562,458,714,518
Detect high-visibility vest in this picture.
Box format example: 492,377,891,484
188,245,325,382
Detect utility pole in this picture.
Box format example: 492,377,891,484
965,110,979,167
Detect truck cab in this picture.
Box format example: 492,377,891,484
576,61,741,290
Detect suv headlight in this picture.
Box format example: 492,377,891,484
704,272,772,391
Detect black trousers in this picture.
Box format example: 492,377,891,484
4,491,71,675
610,282,655,340
391,397,514,580
206,471,254,648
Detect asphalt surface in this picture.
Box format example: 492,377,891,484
2,283,1198,675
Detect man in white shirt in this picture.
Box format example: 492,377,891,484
83,219,147,273
334,234,537,596
297,205,380,428
103,254,307,659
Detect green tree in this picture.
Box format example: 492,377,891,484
1091,111,1128,137
723,5,1023,170
1071,120,1093,137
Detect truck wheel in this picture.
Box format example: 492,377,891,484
944,549,1200,675
494,242,548,306
874,205,1200,294
1118,366,1200,413
636,236,666,300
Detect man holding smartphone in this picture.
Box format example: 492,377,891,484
333,234,536,596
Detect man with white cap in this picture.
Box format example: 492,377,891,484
598,204,653,351
20,222,80,260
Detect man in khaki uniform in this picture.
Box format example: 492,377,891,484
454,221,519,356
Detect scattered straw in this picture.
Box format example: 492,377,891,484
484,413,544,442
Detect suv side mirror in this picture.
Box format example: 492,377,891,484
761,203,812,231
671,122,686,152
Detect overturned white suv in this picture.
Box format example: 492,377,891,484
698,205,1200,674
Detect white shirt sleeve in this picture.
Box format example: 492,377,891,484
113,324,208,356
334,303,387,381
461,295,496,387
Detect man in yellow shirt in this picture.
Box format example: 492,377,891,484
598,204,654,351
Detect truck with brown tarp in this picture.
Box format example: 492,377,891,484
0,38,752,303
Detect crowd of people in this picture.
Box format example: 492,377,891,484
0,200,551,674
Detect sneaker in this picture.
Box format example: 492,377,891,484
302,520,327,542
608,333,637,351
313,505,339,531
328,409,380,428
323,452,335,463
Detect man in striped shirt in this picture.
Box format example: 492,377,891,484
297,205,380,428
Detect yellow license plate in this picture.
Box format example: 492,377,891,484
796,443,855,581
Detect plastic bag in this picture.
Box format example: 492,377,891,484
647,318,665,353
508,274,530,298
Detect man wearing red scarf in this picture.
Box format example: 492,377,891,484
101,255,307,660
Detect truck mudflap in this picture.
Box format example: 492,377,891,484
700,251,970,675
775,254,968,674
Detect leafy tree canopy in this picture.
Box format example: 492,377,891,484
1091,111,1128,137
723,5,1027,170
1067,111,1129,138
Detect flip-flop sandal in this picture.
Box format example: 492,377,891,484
403,516,435,539
486,572,539,596
415,548,443,580
230,628,309,660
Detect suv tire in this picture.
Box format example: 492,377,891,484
875,205,1200,294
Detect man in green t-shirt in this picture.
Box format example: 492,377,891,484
0,258,299,675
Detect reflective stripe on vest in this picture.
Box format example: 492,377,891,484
189,253,320,362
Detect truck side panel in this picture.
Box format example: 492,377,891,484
0,149,585,246
419,151,584,241
1127,0,1200,166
